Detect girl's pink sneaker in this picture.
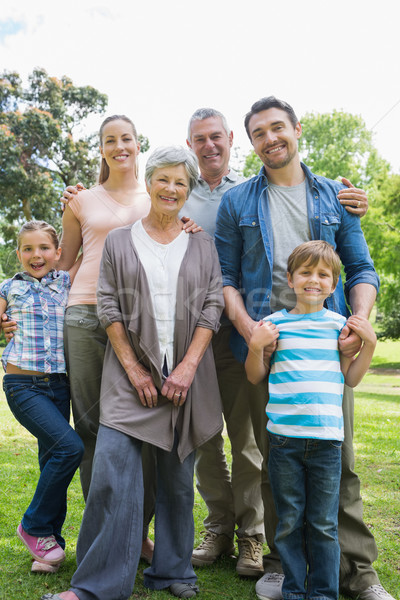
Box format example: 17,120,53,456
17,524,65,564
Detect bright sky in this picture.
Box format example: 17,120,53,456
1,0,400,177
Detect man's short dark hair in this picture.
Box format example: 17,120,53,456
244,96,299,141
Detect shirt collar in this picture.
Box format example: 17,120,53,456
258,161,315,186
15,269,61,287
198,166,239,187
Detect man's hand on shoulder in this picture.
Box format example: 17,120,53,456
60,183,86,211
337,177,368,217
181,216,203,233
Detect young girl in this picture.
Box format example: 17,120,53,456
0,221,84,574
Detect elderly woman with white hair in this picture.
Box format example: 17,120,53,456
42,146,224,600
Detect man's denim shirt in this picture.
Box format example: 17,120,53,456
215,163,379,363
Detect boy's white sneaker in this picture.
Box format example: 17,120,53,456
255,572,284,600
358,585,395,600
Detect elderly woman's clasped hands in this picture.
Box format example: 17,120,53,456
128,357,193,407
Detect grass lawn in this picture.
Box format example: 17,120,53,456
370,338,400,371
0,340,399,600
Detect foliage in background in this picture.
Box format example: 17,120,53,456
297,111,390,187
0,68,150,279
0,68,107,227
243,148,262,178
363,174,400,339
242,109,399,338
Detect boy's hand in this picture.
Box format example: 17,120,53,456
345,315,377,348
340,315,376,388
339,322,362,357
249,320,279,352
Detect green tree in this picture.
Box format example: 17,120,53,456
243,150,262,178
138,134,150,153
298,110,385,186
0,68,108,227
363,174,400,338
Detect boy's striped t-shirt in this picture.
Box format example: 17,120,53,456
265,308,347,441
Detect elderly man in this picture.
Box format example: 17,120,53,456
184,108,266,577
215,96,393,600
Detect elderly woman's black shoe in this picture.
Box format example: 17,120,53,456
169,582,200,598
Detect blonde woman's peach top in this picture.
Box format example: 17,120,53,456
67,184,150,306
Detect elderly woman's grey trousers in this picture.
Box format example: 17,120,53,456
70,424,196,600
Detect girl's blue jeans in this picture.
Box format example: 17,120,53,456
3,373,84,548
268,432,342,600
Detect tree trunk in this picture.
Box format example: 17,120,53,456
22,198,32,221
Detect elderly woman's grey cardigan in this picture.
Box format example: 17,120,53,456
97,225,224,462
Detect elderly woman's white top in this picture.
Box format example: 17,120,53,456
131,219,189,374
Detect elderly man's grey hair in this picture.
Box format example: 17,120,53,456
187,108,231,142
145,146,199,196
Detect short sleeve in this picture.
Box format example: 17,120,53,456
339,316,347,334
58,270,71,290
263,310,282,325
67,192,83,221
0,278,11,301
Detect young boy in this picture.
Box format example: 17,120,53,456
245,240,377,600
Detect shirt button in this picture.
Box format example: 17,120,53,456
252,221,256,226
315,195,318,199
